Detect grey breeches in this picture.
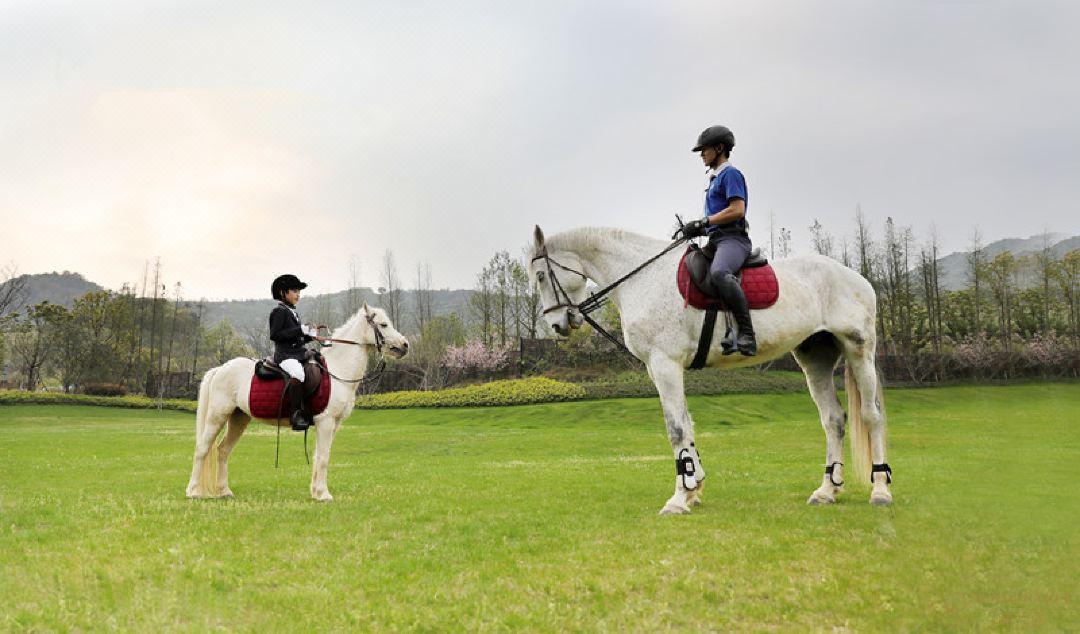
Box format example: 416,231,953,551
708,234,752,284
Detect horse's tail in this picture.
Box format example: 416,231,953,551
196,367,220,496
846,365,872,486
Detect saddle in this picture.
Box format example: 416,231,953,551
255,353,323,396
249,353,332,420
677,244,779,311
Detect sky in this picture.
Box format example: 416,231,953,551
2,0,1078,300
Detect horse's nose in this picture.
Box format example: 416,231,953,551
401,340,409,349
552,323,566,336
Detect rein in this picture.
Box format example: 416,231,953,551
316,314,388,390
532,236,688,357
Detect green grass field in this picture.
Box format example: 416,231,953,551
2,384,1078,631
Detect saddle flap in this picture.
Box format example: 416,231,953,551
685,244,719,297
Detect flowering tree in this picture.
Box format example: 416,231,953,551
443,339,512,373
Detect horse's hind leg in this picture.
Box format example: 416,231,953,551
186,413,228,498
793,332,846,505
215,411,250,498
840,334,893,505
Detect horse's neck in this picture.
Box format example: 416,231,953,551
552,229,664,306
320,317,370,374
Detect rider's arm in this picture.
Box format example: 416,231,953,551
706,198,745,226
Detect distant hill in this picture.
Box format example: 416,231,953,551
7,269,475,333
935,233,1078,290
0,271,104,316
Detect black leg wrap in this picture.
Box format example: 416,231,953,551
824,461,844,487
675,448,697,490
871,463,892,484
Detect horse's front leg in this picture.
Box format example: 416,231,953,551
310,417,340,502
647,354,704,515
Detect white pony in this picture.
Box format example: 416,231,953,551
185,304,409,501
529,226,892,514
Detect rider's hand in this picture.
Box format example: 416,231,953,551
301,324,317,338
681,218,709,239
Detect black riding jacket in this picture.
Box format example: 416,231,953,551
269,301,313,363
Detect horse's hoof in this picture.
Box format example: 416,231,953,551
689,497,703,507
659,503,691,515
870,493,893,506
313,493,334,503
219,490,235,499
807,493,835,505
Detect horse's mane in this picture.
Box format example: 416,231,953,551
544,227,667,256
334,306,385,339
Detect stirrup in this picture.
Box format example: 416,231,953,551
290,410,311,432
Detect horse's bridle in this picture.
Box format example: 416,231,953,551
531,237,689,357
531,247,588,318
315,312,389,387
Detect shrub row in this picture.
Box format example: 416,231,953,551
580,368,809,400
356,377,587,409
0,389,197,412
1,371,808,413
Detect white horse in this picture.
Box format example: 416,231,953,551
185,304,409,501
529,226,892,514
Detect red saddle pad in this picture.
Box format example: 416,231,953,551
248,358,332,420
677,250,780,311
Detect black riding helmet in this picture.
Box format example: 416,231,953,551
692,125,735,153
271,274,307,301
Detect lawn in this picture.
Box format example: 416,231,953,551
1,383,1077,631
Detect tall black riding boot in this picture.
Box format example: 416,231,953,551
287,379,311,431
715,273,757,356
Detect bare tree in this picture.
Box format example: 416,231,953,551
341,255,364,320
965,228,987,333
413,261,434,333
777,227,792,258
8,302,65,390
469,264,496,346
808,218,835,258
1033,232,1056,333
0,263,28,319
380,249,404,327
986,252,1017,351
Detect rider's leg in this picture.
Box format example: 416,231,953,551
708,236,756,356
279,359,311,431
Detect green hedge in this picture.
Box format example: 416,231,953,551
580,368,809,400
0,390,197,412
356,377,587,409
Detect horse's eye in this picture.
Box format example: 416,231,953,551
537,271,546,282
380,323,388,328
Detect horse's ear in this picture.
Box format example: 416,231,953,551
362,301,370,314
533,225,545,251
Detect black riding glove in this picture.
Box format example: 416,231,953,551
680,218,709,239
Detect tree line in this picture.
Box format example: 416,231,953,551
795,209,1078,380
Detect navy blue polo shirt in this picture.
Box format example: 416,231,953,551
703,164,748,235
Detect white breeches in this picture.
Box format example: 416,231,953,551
279,358,305,382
